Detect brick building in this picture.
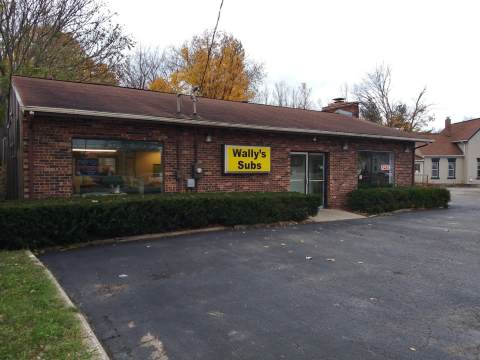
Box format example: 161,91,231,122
5,76,433,208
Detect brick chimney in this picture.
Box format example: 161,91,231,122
321,98,360,118
445,117,452,137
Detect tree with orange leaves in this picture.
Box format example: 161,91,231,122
149,30,265,102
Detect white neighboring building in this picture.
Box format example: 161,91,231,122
415,117,480,185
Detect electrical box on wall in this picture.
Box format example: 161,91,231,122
186,179,195,188
192,163,203,179
176,170,184,180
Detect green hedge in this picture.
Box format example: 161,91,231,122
0,192,322,250
357,182,393,189
347,187,450,214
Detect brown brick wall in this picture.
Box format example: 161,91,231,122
23,116,414,209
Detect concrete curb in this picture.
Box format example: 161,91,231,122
25,250,110,360
39,226,232,252
37,211,364,253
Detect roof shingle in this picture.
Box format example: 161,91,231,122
13,76,433,142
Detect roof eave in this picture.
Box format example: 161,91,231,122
422,154,464,157
19,105,434,143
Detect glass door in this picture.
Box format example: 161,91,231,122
308,154,324,204
290,152,325,207
290,153,307,194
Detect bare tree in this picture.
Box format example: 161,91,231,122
289,85,299,109
339,82,349,101
251,83,271,105
352,63,434,132
297,83,314,110
254,81,316,110
119,44,170,89
272,81,290,107
0,0,133,121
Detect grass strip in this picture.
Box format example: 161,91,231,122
0,251,94,360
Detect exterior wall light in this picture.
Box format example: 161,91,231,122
205,131,213,143
342,143,349,150
404,144,411,153
313,135,317,142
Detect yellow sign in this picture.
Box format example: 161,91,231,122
223,145,271,173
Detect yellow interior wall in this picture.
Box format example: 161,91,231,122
135,152,161,182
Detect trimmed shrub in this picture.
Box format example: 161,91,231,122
357,182,393,189
347,187,450,214
0,192,322,250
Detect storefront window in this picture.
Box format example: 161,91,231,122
72,139,163,195
358,151,394,188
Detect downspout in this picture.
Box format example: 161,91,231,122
194,126,198,192
192,90,198,192
27,111,34,198
177,128,181,192
413,142,429,186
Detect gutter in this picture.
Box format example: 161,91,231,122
422,155,464,158
19,105,435,143
412,142,430,185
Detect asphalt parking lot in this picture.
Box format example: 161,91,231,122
39,188,480,360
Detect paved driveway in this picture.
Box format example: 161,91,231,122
39,188,480,360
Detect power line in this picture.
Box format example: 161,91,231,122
199,0,224,95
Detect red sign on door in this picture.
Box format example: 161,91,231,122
381,165,390,171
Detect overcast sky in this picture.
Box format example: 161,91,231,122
106,0,479,131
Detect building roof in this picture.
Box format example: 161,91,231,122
416,118,480,156
12,76,433,142
416,133,463,156
450,118,480,142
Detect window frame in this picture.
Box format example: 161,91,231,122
357,150,394,187
447,158,456,179
431,158,439,179
477,158,480,179
71,138,164,195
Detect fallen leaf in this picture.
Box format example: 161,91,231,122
14,263,19,266
301,240,305,243
92,200,98,203
146,245,151,248
281,243,286,246
358,262,364,264
410,348,416,351
119,274,128,278
306,257,313,260
370,298,377,301
443,229,449,232
326,258,335,262
68,245,77,249
288,251,293,253
0,314,5,318
264,246,269,248
272,230,276,231
30,290,35,293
